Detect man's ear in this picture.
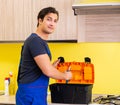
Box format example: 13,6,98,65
38,18,43,25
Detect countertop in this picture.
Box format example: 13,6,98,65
0,94,104,105
0,95,15,105
0,95,88,105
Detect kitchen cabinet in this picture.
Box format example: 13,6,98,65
0,0,77,41
40,0,77,41
72,1,120,42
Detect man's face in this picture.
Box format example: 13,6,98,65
39,13,58,34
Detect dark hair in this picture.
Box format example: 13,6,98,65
37,7,59,27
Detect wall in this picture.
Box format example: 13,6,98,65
0,43,22,93
0,43,120,95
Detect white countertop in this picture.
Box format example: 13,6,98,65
0,95,87,105
0,94,104,105
0,95,15,104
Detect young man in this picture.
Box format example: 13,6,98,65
16,7,72,105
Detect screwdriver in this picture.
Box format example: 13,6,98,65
66,66,71,84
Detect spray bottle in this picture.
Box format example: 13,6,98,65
9,71,15,95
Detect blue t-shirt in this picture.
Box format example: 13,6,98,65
18,33,51,84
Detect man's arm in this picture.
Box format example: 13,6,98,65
34,54,72,80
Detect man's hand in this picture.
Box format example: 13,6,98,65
65,70,72,81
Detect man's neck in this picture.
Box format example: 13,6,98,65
35,28,49,40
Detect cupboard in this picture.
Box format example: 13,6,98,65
0,0,77,41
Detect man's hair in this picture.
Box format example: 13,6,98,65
37,7,59,27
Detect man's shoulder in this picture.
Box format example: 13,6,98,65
26,33,41,42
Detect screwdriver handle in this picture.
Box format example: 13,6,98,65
66,66,71,84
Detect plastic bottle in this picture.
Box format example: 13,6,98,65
9,71,15,95
4,77,9,95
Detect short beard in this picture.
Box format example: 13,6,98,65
43,30,53,34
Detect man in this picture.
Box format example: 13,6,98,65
16,7,72,105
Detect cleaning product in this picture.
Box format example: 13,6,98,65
9,71,15,95
4,77,9,95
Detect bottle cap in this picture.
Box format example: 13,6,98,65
5,77,9,80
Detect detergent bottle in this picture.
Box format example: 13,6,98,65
4,77,9,95
9,71,15,95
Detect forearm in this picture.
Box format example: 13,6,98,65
34,54,72,80
46,66,67,80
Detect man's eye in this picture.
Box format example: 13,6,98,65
47,18,51,21
54,20,58,23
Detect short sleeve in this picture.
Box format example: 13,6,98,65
28,37,47,57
